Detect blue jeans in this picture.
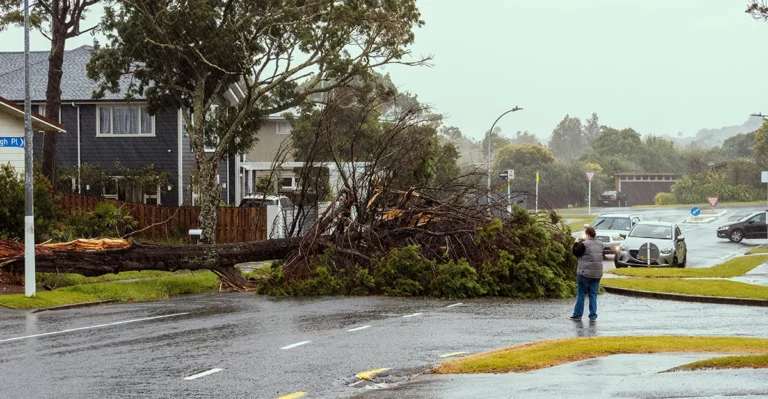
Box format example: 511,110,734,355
572,275,600,320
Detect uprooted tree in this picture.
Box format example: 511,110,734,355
0,85,578,298
87,0,428,244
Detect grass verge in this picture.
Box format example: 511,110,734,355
747,246,768,255
558,213,595,233
0,271,219,309
668,354,768,372
433,336,768,374
37,270,177,289
601,278,768,300
606,255,768,278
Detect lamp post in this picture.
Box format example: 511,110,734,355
751,113,767,249
487,107,522,205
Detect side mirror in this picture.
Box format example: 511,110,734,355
619,233,627,239
677,235,685,242
583,224,590,229
749,221,755,224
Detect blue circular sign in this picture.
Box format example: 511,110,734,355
691,207,701,217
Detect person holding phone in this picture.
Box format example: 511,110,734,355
570,226,603,322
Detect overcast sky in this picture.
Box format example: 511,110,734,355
1,0,766,143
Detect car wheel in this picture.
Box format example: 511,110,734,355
730,229,744,243
614,258,627,268
679,255,687,268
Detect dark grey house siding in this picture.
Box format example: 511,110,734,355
180,126,236,206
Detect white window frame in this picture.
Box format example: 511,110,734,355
143,186,162,205
280,176,297,190
103,176,121,200
96,104,156,137
276,121,291,135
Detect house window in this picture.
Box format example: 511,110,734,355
276,122,290,135
281,176,296,190
37,105,46,117
103,177,119,200
97,105,154,136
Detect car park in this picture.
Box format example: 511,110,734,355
598,190,629,207
614,221,687,268
577,213,642,256
716,211,768,243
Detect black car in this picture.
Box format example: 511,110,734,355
598,190,629,207
717,211,767,243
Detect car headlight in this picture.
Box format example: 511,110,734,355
660,247,674,255
717,226,729,231
619,244,628,251
611,235,623,241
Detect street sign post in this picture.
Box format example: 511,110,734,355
0,137,24,148
535,171,540,213
690,207,701,217
707,196,719,212
505,170,514,213
585,171,595,215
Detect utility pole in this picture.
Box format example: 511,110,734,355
486,107,522,207
23,0,36,297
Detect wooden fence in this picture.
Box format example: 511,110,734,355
59,193,267,243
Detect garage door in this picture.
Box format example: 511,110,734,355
620,181,675,206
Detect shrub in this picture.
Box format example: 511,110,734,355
655,192,676,205
0,163,60,242
372,245,435,296
56,202,137,240
431,259,485,299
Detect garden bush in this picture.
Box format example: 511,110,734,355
0,163,60,242
654,192,677,205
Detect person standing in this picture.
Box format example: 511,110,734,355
570,226,603,322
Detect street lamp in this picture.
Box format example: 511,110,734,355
751,113,768,249
487,107,523,194
751,113,767,119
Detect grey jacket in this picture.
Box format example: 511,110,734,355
573,237,604,279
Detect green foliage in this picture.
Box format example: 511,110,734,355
671,171,762,204
57,162,170,199
548,115,584,161
55,202,137,240
0,164,60,242
494,144,556,171
654,192,677,205
294,266,345,296
257,264,292,297
373,245,435,296
431,259,485,299
722,132,755,159
754,120,768,169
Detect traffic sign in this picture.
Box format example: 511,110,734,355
498,171,508,181
707,196,719,208
585,171,595,182
0,137,24,148
762,171,768,183
691,207,701,217
508,169,514,180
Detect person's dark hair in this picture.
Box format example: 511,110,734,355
585,227,596,238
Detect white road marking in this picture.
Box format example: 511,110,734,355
0,312,190,343
346,325,371,332
446,303,463,308
402,313,423,318
184,368,223,380
280,341,311,350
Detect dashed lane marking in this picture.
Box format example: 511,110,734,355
280,341,311,350
346,325,371,332
356,368,391,380
446,303,463,308
276,392,308,399
0,312,190,343
184,368,223,380
440,351,469,358
402,313,422,318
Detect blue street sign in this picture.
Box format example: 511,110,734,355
691,206,701,217
0,137,24,148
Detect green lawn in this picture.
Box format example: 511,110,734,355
434,336,768,374
0,272,219,309
37,270,177,289
669,354,768,372
747,246,768,255
607,255,768,278
558,213,595,233
601,278,768,300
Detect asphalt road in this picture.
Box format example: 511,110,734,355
0,206,765,399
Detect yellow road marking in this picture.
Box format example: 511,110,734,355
277,392,307,399
356,368,391,380
440,351,469,358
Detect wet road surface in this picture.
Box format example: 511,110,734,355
0,206,765,398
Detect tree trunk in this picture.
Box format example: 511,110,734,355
2,237,312,289
196,162,221,244
41,20,67,188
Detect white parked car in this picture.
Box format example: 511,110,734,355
614,221,687,268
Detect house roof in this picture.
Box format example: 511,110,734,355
0,97,66,132
0,46,138,102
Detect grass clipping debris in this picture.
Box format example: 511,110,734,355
434,336,768,374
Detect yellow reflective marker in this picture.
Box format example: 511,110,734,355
356,368,391,380
439,351,469,358
276,392,307,399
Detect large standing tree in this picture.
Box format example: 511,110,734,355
87,0,425,243
0,0,101,187
547,115,584,162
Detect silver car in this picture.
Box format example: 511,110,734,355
614,221,687,268
575,213,642,256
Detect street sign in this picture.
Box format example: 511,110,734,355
585,171,595,182
691,207,701,217
707,196,719,208
0,137,24,148
762,171,768,183
498,171,508,181
508,169,514,180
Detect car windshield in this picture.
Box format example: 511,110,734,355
592,217,631,231
629,224,672,240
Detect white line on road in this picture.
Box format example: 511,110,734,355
402,313,423,318
0,312,190,344
446,303,463,308
280,341,311,350
184,368,223,380
346,326,371,332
